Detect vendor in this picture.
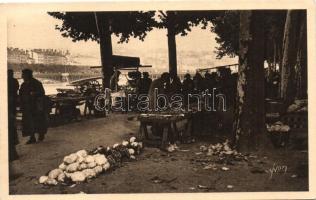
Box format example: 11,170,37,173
147,72,177,150
138,72,152,95
148,72,170,111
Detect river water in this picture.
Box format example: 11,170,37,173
17,79,74,95
42,83,74,95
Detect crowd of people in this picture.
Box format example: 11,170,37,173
127,68,238,111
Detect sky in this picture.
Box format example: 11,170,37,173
7,11,237,72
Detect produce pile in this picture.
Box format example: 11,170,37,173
266,121,290,133
38,137,143,186
266,121,291,147
199,140,246,164
287,99,307,113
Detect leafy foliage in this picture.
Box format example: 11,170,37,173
208,11,239,58
208,10,287,59
155,11,216,36
48,11,156,43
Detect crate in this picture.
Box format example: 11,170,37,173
281,112,308,131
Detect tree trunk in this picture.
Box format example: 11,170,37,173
295,12,307,99
94,12,113,89
273,40,277,71
166,11,177,77
233,11,265,153
280,10,300,107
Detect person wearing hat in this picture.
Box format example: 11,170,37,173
19,69,49,144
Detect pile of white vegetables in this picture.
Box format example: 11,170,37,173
287,99,307,113
266,121,290,133
39,137,143,186
198,140,246,164
200,140,236,156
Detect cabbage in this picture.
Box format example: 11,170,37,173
102,162,110,171
64,172,72,178
70,171,86,182
87,161,97,168
131,142,138,147
128,149,135,155
57,172,65,182
84,155,95,163
76,150,88,158
39,176,48,184
77,156,85,164
58,163,67,171
46,178,58,185
66,162,79,172
223,145,231,151
82,169,96,179
63,153,78,164
129,137,136,143
78,163,87,170
122,140,129,146
48,169,63,179
94,154,107,166
93,166,103,174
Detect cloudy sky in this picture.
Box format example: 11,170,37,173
7,11,237,72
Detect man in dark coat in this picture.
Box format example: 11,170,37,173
8,69,19,161
148,72,170,110
193,72,204,93
19,69,48,144
182,73,194,94
169,74,182,95
138,72,152,95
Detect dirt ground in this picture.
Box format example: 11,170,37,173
9,113,308,194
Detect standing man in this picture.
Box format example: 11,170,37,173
19,69,48,144
110,71,121,92
148,72,170,111
138,72,152,95
8,69,19,161
182,73,194,106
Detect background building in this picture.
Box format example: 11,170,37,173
7,47,70,65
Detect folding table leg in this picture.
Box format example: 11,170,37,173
161,124,170,148
137,122,145,140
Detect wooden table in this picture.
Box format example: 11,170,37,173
137,112,193,148
49,95,86,121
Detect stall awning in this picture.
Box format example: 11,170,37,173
197,64,238,72
90,55,151,69
112,55,140,69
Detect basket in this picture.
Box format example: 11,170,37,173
281,113,308,132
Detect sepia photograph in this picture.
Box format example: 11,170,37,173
1,1,315,199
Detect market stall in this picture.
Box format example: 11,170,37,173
137,112,194,148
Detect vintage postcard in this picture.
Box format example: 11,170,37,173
0,0,315,199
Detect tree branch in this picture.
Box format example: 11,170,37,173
159,10,167,19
